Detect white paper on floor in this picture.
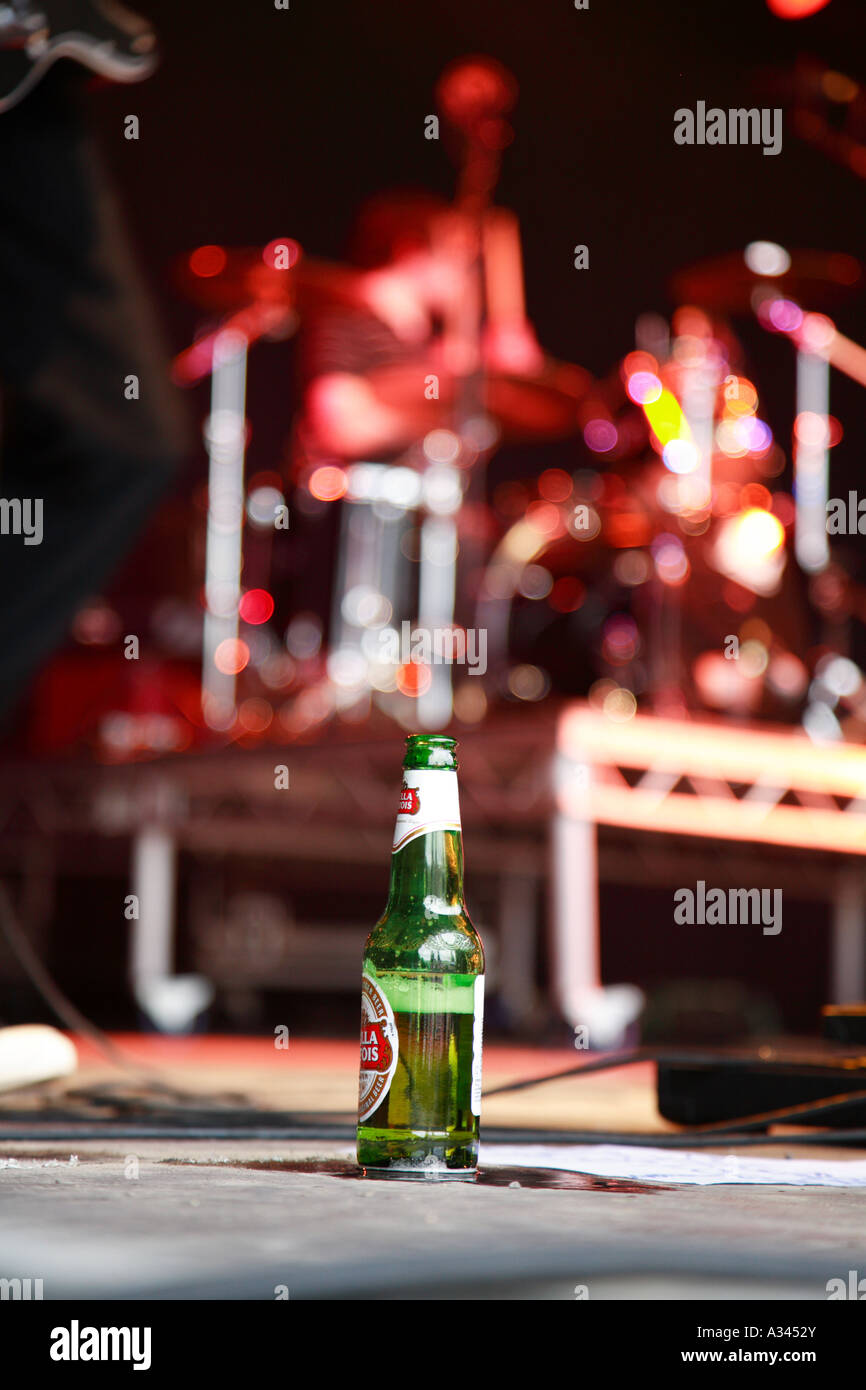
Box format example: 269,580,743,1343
479,1143,866,1187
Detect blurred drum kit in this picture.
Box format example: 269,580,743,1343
170,55,866,740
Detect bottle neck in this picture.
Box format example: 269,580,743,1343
386,768,465,916
386,827,465,915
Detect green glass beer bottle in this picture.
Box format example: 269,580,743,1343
357,734,484,1179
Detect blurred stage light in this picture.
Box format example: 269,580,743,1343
744,241,791,277
613,550,650,587
643,390,690,449
713,508,786,596
309,465,348,502
722,376,758,417
766,0,831,17
454,682,487,723
189,245,227,278
652,534,690,585
794,411,842,448
693,651,761,713
583,419,618,453
767,651,809,699
238,698,273,733
767,298,803,333
213,638,250,675
602,686,637,722
285,613,322,659
733,507,784,558
423,429,461,464
626,371,663,405
799,312,835,353
538,468,573,502
259,653,296,689
508,664,550,701
817,654,863,699
549,576,586,612
238,589,275,625
518,564,553,599
396,661,432,697
602,615,639,665
247,485,285,528
526,500,562,536
662,438,699,474
802,701,842,742
327,648,368,689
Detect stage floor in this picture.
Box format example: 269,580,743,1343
2,1036,865,1299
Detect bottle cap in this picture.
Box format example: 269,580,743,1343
403,734,458,770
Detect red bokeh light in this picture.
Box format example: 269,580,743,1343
239,589,275,625
396,662,432,698
189,245,227,278
214,638,250,675
549,577,585,613
309,466,348,502
538,469,573,504
766,0,831,17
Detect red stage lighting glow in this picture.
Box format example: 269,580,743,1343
623,351,658,378
626,371,662,405
740,483,772,512
309,465,348,502
799,312,836,353
396,661,432,697
794,412,842,448
214,639,250,675
766,0,831,17
767,298,804,333
189,245,227,278
238,697,273,733
525,500,562,535
732,507,786,560
653,536,690,586
583,419,618,453
538,469,573,503
549,577,585,613
435,56,518,131
239,589,275,625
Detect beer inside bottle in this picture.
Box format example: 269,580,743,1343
357,734,484,1179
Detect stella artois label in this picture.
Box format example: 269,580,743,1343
358,973,399,1122
392,769,461,854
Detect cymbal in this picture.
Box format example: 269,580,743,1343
483,361,592,440
670,248,861,313
366,358,592,444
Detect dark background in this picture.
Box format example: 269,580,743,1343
92,0,865,475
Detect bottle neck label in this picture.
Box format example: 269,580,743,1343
392,768,461,854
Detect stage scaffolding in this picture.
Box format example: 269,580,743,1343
0,704,864,1035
